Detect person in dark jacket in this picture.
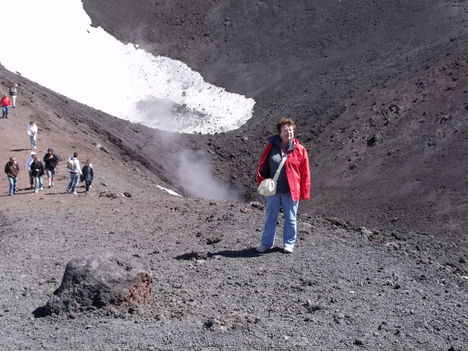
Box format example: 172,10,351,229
25,151,36,189
43,148,59,188
30,155,45,193
255,118,311,254
81,160,94,192
4,157,19,195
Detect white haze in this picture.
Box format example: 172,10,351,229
174,150,242,201
0,0,255,134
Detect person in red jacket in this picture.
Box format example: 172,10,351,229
256,118,311,253
1,93,12,118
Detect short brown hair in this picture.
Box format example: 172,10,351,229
276,118,296,134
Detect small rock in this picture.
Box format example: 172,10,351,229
353,339,364,346
359,227,373,236
250,201,264,210
367,134,382,147
325,217,347,227
206,237,221,245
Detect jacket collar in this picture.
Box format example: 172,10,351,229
267,135,297,152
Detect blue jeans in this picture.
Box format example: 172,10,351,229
7,177,16,194
67,172,79,192
29,135,37,149
261,192,299,248
34,176,43,191
46,168,56,179
2,106,9,118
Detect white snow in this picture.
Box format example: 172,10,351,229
156,185,182,197
0,0,255,134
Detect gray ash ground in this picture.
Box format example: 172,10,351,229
0,194,466,350
0,0,467,350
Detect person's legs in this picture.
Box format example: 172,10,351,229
85,180,91,191
70,173,79,193
66,173,73,191
46,168,55,187
2,106,7,118
29,135,37,149
260,193,282,247
34,176,41,192
7,177,15,194
12,96,16,107
282,193,299,249
29,171,34,188
46,169,51,187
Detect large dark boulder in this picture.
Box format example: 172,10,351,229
45,253,152,315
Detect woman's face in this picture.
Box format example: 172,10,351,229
280,124,294,144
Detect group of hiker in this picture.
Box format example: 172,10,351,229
4,149,94,196
4,81,311,254
3,84,94,196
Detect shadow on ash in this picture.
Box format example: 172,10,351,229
34,253,153,317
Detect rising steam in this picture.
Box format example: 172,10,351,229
173,150,242,201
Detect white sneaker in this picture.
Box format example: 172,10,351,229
34,189,38,193
256,244,272,253
284,245,294,253
73,191,78,195
40,187,44,191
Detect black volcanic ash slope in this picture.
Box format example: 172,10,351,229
84,0,468,238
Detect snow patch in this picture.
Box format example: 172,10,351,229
156,185,182,197
0,0,255,134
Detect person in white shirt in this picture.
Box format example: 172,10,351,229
66,152,82,195
9,84,18,108
27,121,38,150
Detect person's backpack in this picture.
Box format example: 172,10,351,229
67,158,77,171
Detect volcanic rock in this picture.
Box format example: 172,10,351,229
44,253,152,315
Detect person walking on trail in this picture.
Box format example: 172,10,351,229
9,84,18,108
4,157,19,195
255,118,311,254
27,121,38,150
81,160,94,192
29,155,44,193
1,93,11,118
25,151,36,189
66,152,82,195
43,148,59,188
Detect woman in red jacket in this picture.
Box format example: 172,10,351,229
256,118,310,253
1,93,11,118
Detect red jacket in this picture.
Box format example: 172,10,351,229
0,96,11,107
256,137,311,201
